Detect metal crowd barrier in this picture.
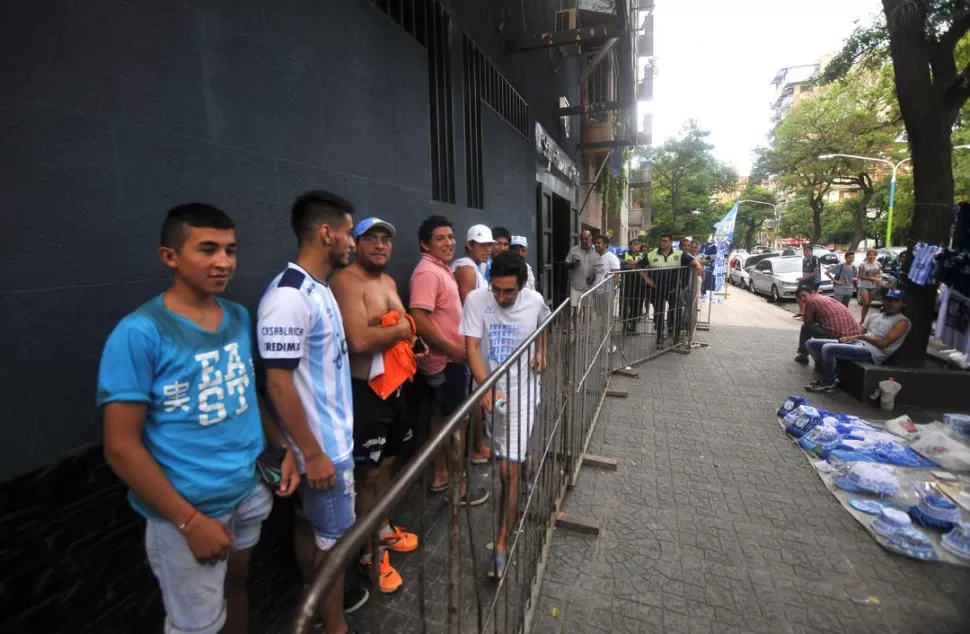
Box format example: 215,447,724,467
289,267,703,633
566,275,618,486
610,266,700,369
291,298,582,634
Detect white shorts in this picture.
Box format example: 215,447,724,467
570,287,584,307
489,401,537,463
145,484,273,634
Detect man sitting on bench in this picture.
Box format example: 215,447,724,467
794,285,863,365
805,289,911,394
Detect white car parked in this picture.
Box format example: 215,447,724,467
749,256,834,302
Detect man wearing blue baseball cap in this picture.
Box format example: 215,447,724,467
330,216,420,594
805,288,910,393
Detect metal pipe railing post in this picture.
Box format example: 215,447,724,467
447,429,463,633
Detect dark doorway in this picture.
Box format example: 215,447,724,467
536,184,577,307
537,184,554,304
553,193,576,307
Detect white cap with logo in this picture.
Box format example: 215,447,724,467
466,224,496,244
510,236,528,248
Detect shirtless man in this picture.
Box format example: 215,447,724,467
330,217,419,595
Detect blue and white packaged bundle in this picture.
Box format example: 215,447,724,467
871,440,939,468
944,413,970,438
834,463,900,497
871,508,938,561
783,404,823,439
820,411,867,427
910,494,962,531
778,396,807,418
825,442,936,468
798,426,842,457
941,521,970,561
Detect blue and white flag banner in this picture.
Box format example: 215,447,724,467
711,202,738,293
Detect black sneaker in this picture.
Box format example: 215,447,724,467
794,354,809,365
805,381,837,394
460,485,490,507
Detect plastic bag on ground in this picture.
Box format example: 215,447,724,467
910,431,970,472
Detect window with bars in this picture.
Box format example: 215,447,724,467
372,0,428,45
463,37,529,137
372,0,455,203
586,52,616,123
462,36,529,209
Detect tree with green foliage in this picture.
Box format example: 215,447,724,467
761,65,900,246
642,120,737,240
757,110,835,245
736,185,776,250
777,194,816,241
823,0,970,366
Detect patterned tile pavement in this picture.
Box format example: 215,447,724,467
534,290,970,634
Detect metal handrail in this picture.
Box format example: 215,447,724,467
291,298,572,634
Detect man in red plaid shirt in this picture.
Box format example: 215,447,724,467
794,285,863,364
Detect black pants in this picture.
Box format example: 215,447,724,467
651,289,685,343
621,291,644,332
798,322,830,355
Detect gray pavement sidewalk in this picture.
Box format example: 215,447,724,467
534,290,970,634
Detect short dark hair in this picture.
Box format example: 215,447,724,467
492,226,511,242
595,234,610,245
418,215,453,247
795,284,815,296
659,232,673,240
161,203,235,250
803,244,812,251
290,190,354,245
489,251,528,288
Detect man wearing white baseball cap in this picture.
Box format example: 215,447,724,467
510,236,536,290
453,224,495,463
453,225,494,300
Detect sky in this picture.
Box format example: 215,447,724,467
642,0,882,175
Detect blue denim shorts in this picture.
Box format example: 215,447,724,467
297,458,356,551
424,362,468,417
144,483,273,634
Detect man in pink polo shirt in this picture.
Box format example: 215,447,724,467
409,215,488,506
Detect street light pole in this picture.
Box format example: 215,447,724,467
885,158,910,248
819,145,970,246
737,199,778,246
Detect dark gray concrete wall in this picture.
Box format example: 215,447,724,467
0,0,575,480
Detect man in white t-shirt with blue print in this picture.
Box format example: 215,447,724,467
257,191,357,634
98,204,300,634
460,251,551,582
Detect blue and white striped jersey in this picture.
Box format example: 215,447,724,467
257,263,353,468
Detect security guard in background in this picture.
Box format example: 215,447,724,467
638,232,704,345
620,238,646,334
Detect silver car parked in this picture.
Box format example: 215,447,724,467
749,256,834,302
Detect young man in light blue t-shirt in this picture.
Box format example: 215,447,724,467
98,204,299,634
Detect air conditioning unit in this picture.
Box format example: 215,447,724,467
554,9,581,55
555,8,578,31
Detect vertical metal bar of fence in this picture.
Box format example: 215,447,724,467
448,427,463,633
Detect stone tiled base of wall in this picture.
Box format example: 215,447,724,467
0,446,302,633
